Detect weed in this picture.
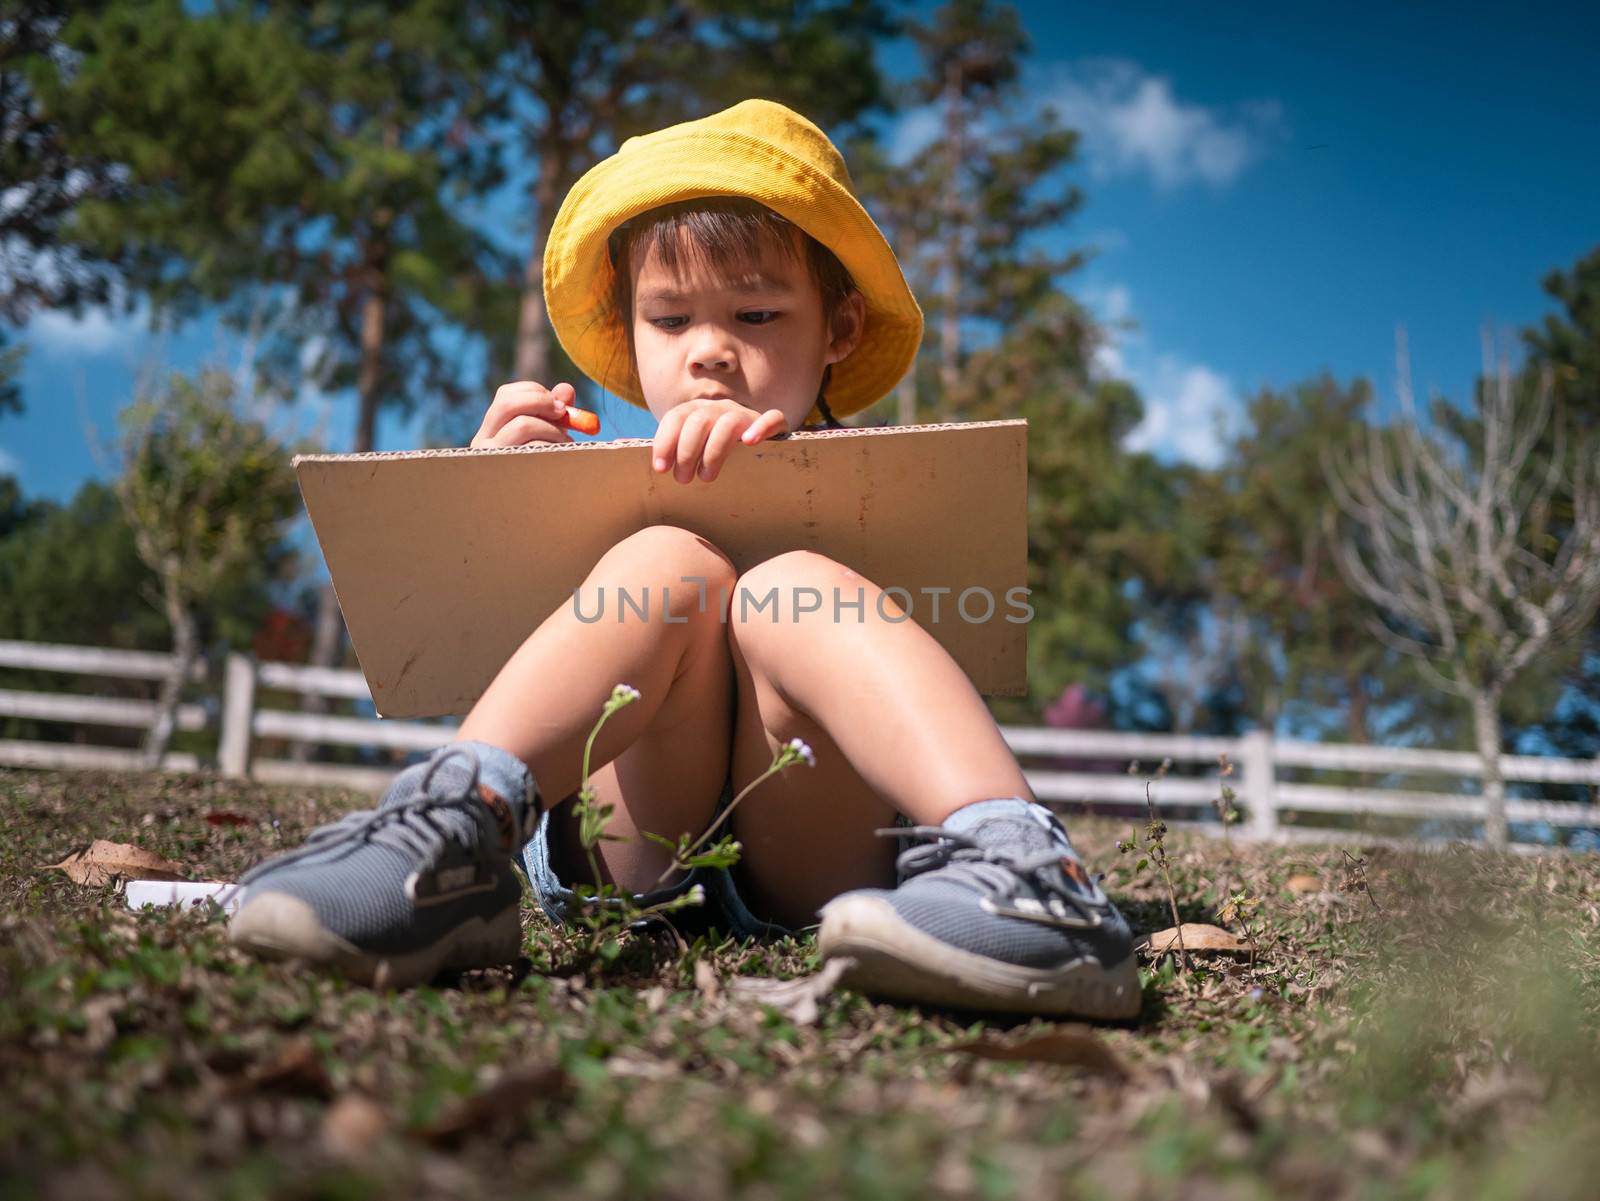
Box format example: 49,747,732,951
1340,849,1382,914
1117,758,1192,972
564,685,815,967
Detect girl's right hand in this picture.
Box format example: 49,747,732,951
470,381,577,448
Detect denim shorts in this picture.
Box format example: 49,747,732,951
518,776,796,941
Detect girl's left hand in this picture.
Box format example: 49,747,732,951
652,399,788,484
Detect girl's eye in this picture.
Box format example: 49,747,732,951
739,310,780,325
648,316,687,331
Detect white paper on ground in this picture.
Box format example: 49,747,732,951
122,879,240,916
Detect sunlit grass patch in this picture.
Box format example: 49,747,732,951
4,765,1599,1200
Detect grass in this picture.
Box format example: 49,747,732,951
3,764,1600,1200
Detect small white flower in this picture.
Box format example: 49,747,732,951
685,883,707,906
613,683,641,703
786,737,816,767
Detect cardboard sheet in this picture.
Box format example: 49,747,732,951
292,419,1028,718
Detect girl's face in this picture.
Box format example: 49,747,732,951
628,231,864,431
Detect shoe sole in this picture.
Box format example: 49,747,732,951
227,892,521,989
816,895,1142,1020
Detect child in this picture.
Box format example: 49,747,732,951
229,99,1140,1020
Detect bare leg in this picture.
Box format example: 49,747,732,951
724,550,1034,928
456,524,737,891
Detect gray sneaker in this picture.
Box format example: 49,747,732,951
817,799,1141,1019
228,744,541,988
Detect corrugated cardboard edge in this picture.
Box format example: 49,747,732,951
293,419,1030,716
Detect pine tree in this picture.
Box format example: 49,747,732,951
0,0,125,416
477,0,896,394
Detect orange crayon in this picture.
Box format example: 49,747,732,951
560,406,600,435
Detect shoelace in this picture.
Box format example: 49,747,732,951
873,824,1109,930
236,747,494,887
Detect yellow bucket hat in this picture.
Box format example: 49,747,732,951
543,98,924,422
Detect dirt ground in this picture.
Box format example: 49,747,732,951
4,765,1599,1200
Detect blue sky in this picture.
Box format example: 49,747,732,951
4,0,1596,495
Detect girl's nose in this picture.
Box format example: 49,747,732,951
689,328,737,372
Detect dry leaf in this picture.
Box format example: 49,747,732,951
1144,923,1247,956
81,995,121,1054
320,1093,390,1161
204,811,252,827
944,1028,1130,1081
1211,1071,1262,1133
1285,874,1322,894
224,1039,332,1099
693,959,721,1004
726,957,855,1027
413,1062,568,1147
41,840,186,888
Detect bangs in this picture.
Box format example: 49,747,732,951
646,209,803,282
610,198,804,288
603,195,859,428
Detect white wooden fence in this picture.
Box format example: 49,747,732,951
3,637,1597,849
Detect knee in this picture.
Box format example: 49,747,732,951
592,525,737,623
729,550,859,636
597,525,736,588
736,549,856,600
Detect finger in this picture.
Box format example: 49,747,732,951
482,381,567,443
478,414,573,448
698,412,749,482
740,409,790,445
652,404,689,473
674,410,716,484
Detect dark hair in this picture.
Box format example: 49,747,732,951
605,197,857,428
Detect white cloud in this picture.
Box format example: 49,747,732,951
1081,279,1239,468
887,105,942,164
1043,59,1283,190
0,445,20,479
883,58,1281,190
1080,281,1135,378
1125,358,1239,468
28,303,146,357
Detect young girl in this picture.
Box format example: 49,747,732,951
230,100,1139,1020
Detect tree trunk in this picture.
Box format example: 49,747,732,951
295,226,391,763
1473,686,1507,849
1345,671,1374,789
939,62,962,415
142,570,197,772
1345,671,1370,745
512,144,565,384
896,372,916,426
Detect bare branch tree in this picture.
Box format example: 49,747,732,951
1322,327,1600,847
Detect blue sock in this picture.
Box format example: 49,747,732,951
942,796,1083,857
379,739,540,830
445,739,538,813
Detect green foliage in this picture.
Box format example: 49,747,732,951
30,0,513,444
851,3,1178,721
1517,244,1600,760
0,367,303,752
566,686,817,967
0,1,124,337
852,0,1084,415
1525,244,1600,428
949,302,1199,720
1209,374,1441,742
0,478,166,650
11,765,1600,1198
113,368,306,619
0,329,24,419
